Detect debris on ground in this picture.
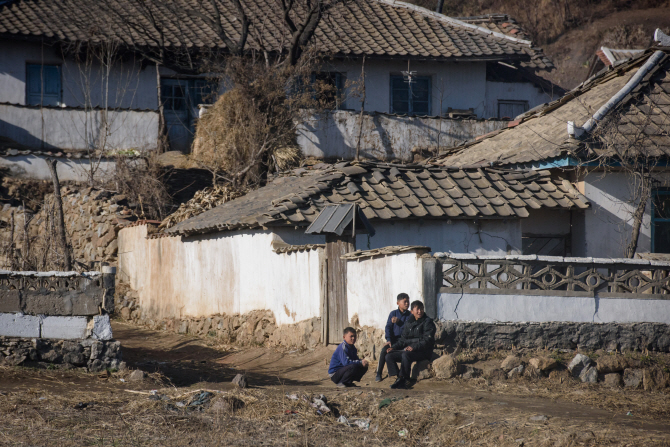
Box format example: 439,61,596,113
232,373,248,388
529,415,548,422
337,416,370,430
378,397,403,409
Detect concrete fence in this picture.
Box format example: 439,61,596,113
0,267,115,340
297,110,507,162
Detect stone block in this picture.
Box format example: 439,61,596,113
41,316,88,340
0,313,41,337
433,355,459,379
624,369,643,388
596,355,626,374
529,357,558,373
410,359,433,381
508,364,525,379
568,354,592,377
643,368,669,391
501,355,523,372
0,290,21,313
579,365,598,383
88,315,113,340
603,373,623,388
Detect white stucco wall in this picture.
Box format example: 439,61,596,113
355,219,521,255
0,154,124,182
483,81,554,119
346,251,424,329
297,111,506,161
0,39,157,109
438,291,670,324
118,225,323,325
0,103,158,152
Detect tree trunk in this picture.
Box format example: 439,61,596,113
46,159,72,271
436,0,445,13
624,174,652,258
156,62,169,153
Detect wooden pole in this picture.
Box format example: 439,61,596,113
46,159,72,271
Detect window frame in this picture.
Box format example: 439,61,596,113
651,188,670,253
389,74,432,116
26,63,62,106
311,71,346,110
497,99,529,119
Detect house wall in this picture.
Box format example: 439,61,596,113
0,39,157,109
356,219,521,255
117,225,323,326
346,251,424,329
0,153,136,182
0,103,158,152
323,58,554,118
297,111,507,161
575,171,670,257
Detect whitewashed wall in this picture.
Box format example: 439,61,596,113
0,39,157,109
483,81,553,119
346,251,424,329
118,225,323,325
0,154,125,182
438,291,670,324
356,219,521,256
0,103,158,152
298,111,506,161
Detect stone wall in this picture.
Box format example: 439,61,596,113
0,336,124,372
116,288,322,349
0,186,137,269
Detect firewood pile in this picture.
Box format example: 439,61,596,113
158,184,245,230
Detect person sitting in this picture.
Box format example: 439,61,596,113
385,300,436,389
328,327,369,388
376,293,411,382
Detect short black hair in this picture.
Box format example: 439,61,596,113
343,327,356,336
410,300,424,311
397,293,409,301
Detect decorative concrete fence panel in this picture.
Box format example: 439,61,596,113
435,254,670,324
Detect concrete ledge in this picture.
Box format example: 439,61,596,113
0,313,40,337
41,316,89,339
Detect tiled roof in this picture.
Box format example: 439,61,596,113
167,161,589,236
341,245,430,260
597,47,645,66
0,0,551,64
431,48,670,167
457,14,553,69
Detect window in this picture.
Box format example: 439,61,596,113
26,64,61,106
498,100,528,119
652,189,670,253
311,72,346,109
390,75,431,115
161,81,187,112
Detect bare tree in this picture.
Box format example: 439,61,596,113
46,159,72,270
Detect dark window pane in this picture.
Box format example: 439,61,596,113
413,101,430,115
393,89,409,102
172,98,185,110
392,100,409,114
654,222,670,253
654,194,670,219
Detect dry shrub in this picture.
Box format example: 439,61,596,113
109,154,172,221
191,54,334,189
159,183,246,230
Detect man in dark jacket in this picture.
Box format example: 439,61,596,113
385,300,436,389
375,293,411,382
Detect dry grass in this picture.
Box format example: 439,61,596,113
1,365,669,446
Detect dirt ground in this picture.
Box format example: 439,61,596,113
0,322,669,446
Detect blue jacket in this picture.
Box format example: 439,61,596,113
385,309,412,343
328,341,361,375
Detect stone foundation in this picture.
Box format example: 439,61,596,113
0,336,124,372
437,321,670,352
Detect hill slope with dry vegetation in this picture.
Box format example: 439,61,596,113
406,0,670,89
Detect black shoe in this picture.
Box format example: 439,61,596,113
345,382,359,387
390,378,407,389
375,374,382,382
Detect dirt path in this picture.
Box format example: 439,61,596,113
112,322,670,435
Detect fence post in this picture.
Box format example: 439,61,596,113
421,255,441,319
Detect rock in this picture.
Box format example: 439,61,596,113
507,364,524,379
603,373,623,388
568,353,592,377
410,359,433,381
128,369,146,381
178,320,189,334
63,351,87,366
579,365,598,383
40,350,61,363
624,369,643,389
432,355,459,379
88,359,106,373
461,365,482,379
643,368,669,391
596,355,626,374
120,307,131,320
501,355,523,372
529,415,548,422
529,357,558,373
487,368,507,381
232,373,247,388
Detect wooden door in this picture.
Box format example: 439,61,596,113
325,234,355,344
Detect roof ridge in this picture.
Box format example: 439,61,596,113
374,0,533,46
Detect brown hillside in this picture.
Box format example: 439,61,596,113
404,0,670,89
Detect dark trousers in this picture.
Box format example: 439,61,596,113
330,362,368,385
376,344,391,375
385,349,429,380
